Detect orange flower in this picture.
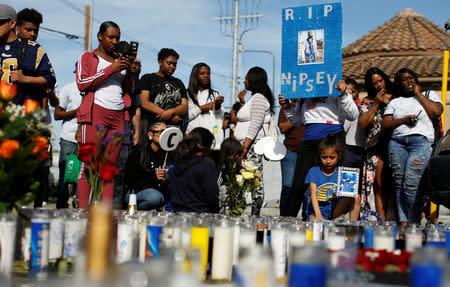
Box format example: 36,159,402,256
32,136,49,156
24,99,40,114
0,140,20,158
0,81,17,101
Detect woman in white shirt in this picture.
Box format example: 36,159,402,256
382,68,443,224
186,63,224,149
234,66,274,215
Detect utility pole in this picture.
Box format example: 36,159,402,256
90,0,94,50
214,0,263,104
84,5,90,51
231,0,239,105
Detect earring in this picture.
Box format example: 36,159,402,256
148,135,153,141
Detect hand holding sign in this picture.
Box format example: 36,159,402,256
281,3,342,99
159,127,183,168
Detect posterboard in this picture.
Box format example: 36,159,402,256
281,3,342,99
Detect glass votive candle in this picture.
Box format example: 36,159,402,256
373,225,394,252
327,226,346,251
288,245,328,287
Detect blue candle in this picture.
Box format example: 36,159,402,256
289,263,326,287
446,231,450,259
411,263,442,287
364,228,374,248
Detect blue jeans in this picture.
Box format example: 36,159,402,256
125,188,164,211
57,139,77,209
280,150,297,216
306,200,339,220
389,135,432,223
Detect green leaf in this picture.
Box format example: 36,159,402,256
0,202,11,213
2,117,27,138
15,192,36,206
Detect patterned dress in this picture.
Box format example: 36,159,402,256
359,100,384,216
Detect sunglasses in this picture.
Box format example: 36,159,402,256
150,129,165,134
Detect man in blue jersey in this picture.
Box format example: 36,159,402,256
0,4,56,105
0,5,56,207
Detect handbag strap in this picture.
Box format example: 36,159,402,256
70,145,79,155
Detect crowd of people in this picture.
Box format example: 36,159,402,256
0,5,445,224
279,67,443,225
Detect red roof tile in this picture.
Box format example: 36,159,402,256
342,8,448,79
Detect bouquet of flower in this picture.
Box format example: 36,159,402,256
77,124,132,202
356,248,412,273
0,81,51,213
221,158,261,216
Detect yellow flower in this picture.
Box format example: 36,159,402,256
254,179,261,187
243,160,258,172
0,139,20,158
0,81,17,101
236,175,244,186
241,171,254,180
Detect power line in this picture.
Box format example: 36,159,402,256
56,0,230,80
40,26,83,39
40,30,84,47
58,0,85,15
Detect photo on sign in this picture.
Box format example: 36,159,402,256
336,167,359,198
297,29,324,65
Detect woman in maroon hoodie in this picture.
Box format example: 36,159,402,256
75,21,134,208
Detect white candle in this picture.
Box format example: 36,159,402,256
211,226,233,281
232,224,240,266
239,230,256,249
405,234,422,252
312,221,323,242
116,220,138,264
138,222,147,263
327,234,346,251
49,218,64,261
64,220,83,258
373,235,394,252
21,227,31,262
271,227,287,279
181,226,191,249
0,220,16,278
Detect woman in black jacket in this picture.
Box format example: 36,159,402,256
124,120,173,210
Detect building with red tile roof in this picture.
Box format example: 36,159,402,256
343,8,449,131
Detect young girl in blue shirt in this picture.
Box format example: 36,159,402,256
306,134,346,220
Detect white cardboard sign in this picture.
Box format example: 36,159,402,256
159,127,183,151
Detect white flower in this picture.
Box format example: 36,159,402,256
243,160,258,172
5,104,25,121
236,175,244,186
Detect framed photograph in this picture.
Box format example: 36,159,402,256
297,29,324,65
336,167,359,198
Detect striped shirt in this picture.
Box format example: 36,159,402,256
234,93,271,142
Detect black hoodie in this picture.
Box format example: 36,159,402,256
168,156,219,213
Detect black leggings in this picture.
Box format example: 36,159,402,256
286,131,346,219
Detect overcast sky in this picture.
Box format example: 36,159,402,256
10,0,450,147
